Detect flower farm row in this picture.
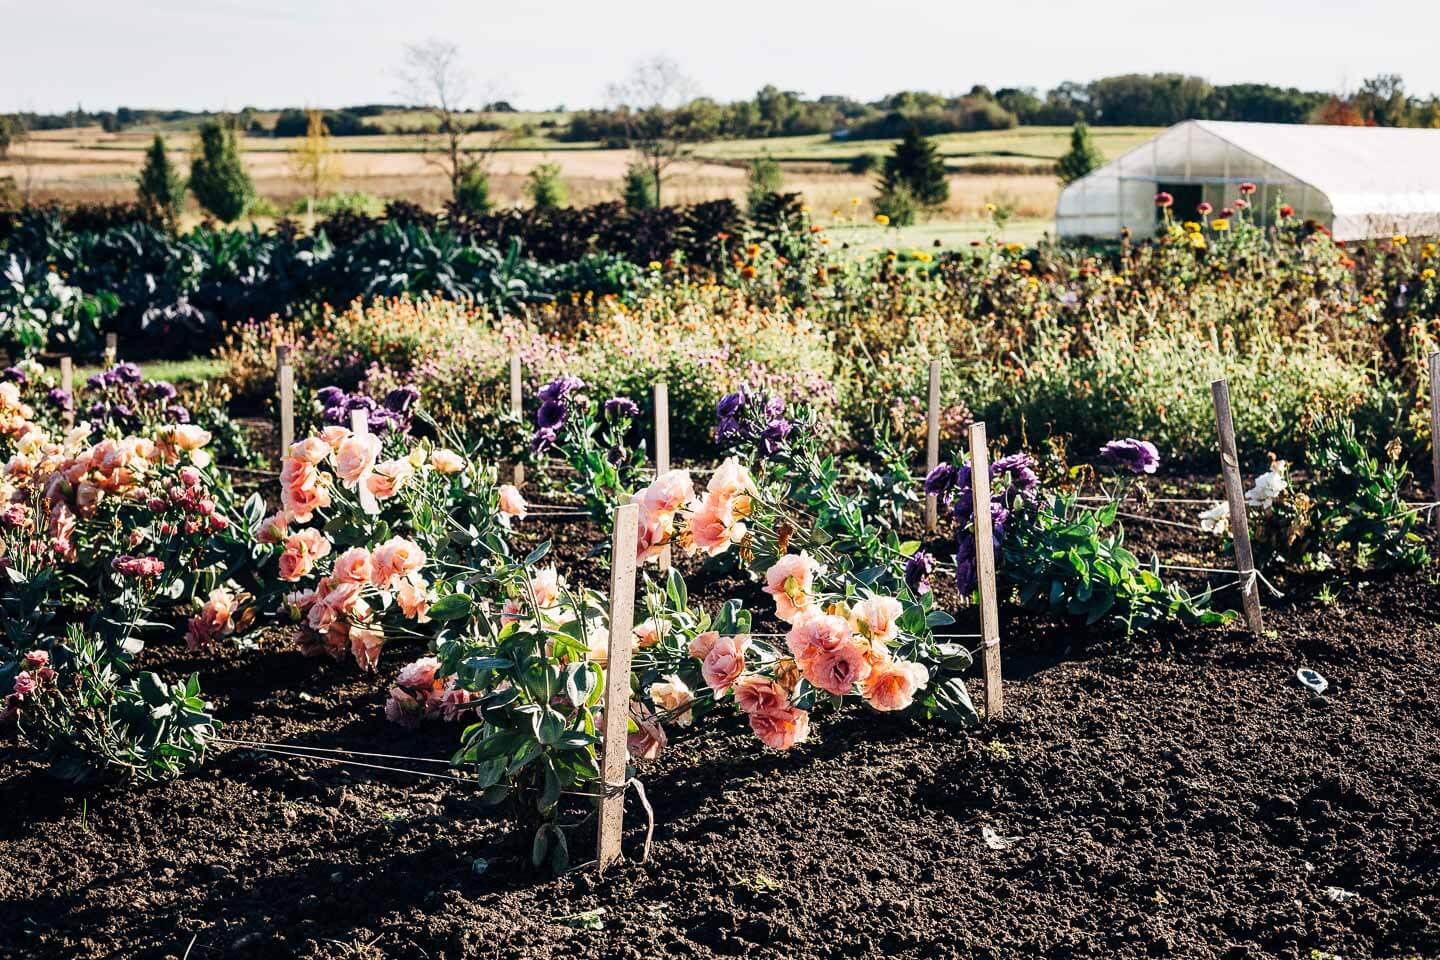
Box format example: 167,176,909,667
4,316,1436,867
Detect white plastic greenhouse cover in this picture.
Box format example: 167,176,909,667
1056,120,1440,241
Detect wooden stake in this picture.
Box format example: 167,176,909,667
1211,379,1264,636
278,363,295,457
59,355,74,428
654,381,671,574
968,422,1003,721
925,359,941,531
597,501,639,872
1429,351,1440,528
103,332,118,366
509,351,525,488
350,408,369,435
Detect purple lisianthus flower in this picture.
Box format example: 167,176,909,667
384,385,421,415
146,380,177,402
112,363,142,384
904,551,937,595
165,405,191,424
86,374,106,391
603,397,640,419
716,391,745,419
1099,438,1161,475
531,426,558,453
47,387,72,410
758,418,792,456
924,463,959,499
536,399,567,431
954,535,978,593
316,386,346,409
344,394,376,414
322,405,348,425
2,367,26,384
763,395,786,420
369,409,402,433
538,375,584,404
716,415,744,444
991,453,1039,501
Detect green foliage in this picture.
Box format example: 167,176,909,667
524,162,568,210
454,163,492,214
879,127,949,212
745,152,784,215
1056,121,1105,184
137,135,186,225
873,183,918,226
621,162,657,210
188,120,255,223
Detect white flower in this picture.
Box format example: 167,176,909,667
1198,502,1230,537
1244,460,1289,510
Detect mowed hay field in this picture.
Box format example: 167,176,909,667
2,124,1159,233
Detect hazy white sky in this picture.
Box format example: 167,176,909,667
3,0,1437,114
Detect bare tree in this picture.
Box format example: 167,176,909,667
607,57,710,207
398,39,509,203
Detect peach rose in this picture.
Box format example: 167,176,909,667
430,448,465,474
626,701,667,760
733,674,788,715
706,457,756,512
529,566,560,608
366,458,415,500
334,431,382,486
851,595,904,647
688,630,719,661
332,546,374,584
684,493,742,557
318,426,350,450
804,642,872,696
635,512,671,563
257,510,290,545
396,574,431,621
370,536,426,589
648,675,695,726
638,469,695,518
498,483,528,519
349,623,386,671
784,612,851,668
288,437,331,464
633,618,665,649
763,552,818,623
863,659,930,712
749,705,810,750
701,634,751,696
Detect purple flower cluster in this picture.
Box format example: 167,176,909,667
531,376,587,453
715,389,793,458
1099,438,1161,475
80,364,189,433
603,396,640,420
904,551,937,595
932,451,1040,593
317,385,419,434
2,367,26,384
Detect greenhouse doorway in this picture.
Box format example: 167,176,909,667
1158,182,1204,226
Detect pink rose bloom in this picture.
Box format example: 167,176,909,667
396,574,431,621
396,656,442,689
648,675,695,726
851,595,904,646
288,437,331,464
281,481,331,523
430,448,465,474
749,705,810,750
763,552,818,623
529,566,560,608
785,612,851,668
701,634,751,696
688,630,719,661
684,493,742,557
370,536,426,589
166,424,212,452
23,650,49,669
257,511,290,545
349,623,386,671
804,642,872,696
12,671,37,697
384,686,422,728
332,546,374,584
334,432,382,486
307,579,364,631
638,469,695,518
635,513,671,563
626,701,667,760
706,456,757,505
439,685,473,721
501,597,524,624
184,586,237,651
498,484,528,518
366,458,415,500
733,674,788,715
633,618,664,649
318,426,351,451
863,659,930,712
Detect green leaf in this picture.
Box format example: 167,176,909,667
428,593,472,621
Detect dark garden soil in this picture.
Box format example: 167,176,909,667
2,480,1439,960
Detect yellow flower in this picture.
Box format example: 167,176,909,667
1423,268,1437,281
874,214,890,226
850,197,862,206
1211,218,1230,232
1189,234,1207,250
1182,220,1201,233
1006,242,1022,253
648,261,662,270
1393,234,1409,245
1421,242,1436,258
985,203,997,214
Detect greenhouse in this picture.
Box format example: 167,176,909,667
1056,120,1440,241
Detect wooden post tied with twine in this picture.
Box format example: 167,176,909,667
276,345,294,458
510,351,525,488
1210,379,1264,635
654,381,671,573
924,359,941,531
967,421,1004,720
59,356,75,428
597,501,639,871
103,332,118,367
1429,351,1440,528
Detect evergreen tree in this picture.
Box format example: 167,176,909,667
454,163,492,214
137,135,186,224
525,162,568,209
188,120,255,223
745,152,784,215
879,126,948,219
621,161,657,210
1056,121,1105,184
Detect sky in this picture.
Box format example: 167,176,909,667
3,0,1439,114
